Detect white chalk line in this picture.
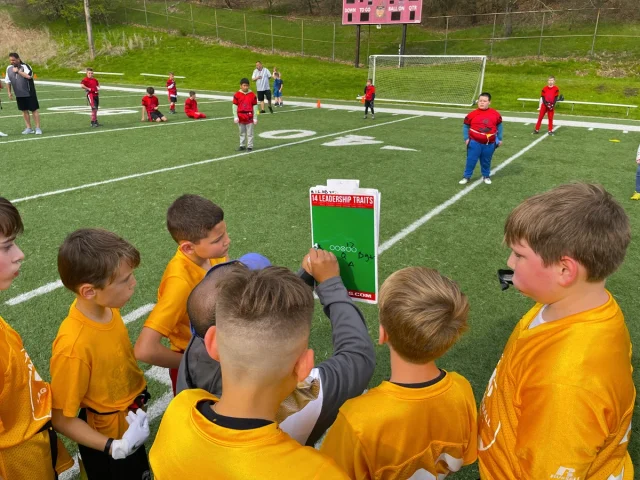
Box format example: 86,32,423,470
4,280,63,305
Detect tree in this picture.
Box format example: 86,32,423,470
84,0,95,59
503,0,518,37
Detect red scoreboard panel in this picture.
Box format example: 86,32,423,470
342,0,422,26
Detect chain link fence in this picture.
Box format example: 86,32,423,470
113,2,640,63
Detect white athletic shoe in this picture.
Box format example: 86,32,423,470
0,132,7,137
483,177,492,185
458,178,469,185
35,128,42,135
22,128,34,134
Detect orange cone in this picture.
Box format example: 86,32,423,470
316,99,321,108
360,96,365,104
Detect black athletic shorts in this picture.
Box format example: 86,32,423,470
88,94,99,109
150,110,165,121
257,90,272,102
169,95,177,103
16,95,39,112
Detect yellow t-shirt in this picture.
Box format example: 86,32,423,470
0,315,73,479
478,292,635,480
320,372,477,479
150,389,348,479
50,302,146,438
144,248,227,352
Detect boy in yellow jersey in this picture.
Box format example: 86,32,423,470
51,229,151,480
134,194,230,394
479,183,634,480
150,265,348,479
0,198,73,480
321,267,477,479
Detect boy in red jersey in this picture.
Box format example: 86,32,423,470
534,75,559,136
185,91,206,119
232,78,258,152
459,92,503,185
363,79,375,119
81,68,100,128
141,87,167,123
166,73,177,115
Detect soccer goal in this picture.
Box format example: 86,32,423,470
368,55,487,107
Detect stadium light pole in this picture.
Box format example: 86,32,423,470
83,0,95,60
355,24,361,68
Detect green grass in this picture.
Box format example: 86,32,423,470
1,84,639,478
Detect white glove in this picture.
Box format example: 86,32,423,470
234,117,239,124
253,118,258,125
110,410,150,460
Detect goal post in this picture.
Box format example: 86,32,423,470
368,55,487,107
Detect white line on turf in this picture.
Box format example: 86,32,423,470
123,303,155,324
378,127,559,255
37,94,144,102
145,365,172,386
0,107,313,146
4,280,63,306
11,115,420,204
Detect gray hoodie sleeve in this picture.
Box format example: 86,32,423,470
305,275,376,446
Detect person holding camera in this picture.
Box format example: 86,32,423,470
5,53,42,135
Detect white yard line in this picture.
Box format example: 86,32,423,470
123,303,155,324
4,280,63,306
378,128,558,254
37,94,145,102
10,115,420,204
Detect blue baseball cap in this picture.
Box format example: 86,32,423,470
204,253,271,279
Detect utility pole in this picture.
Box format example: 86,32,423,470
84,0,95,60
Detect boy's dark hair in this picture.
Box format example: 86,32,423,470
147,87,155,95
367,78,373,82
0,198,24,240
240,78,250,85
479,92,492,101
167,194,224,244
9,53,19,60
86,67,93,72
189,90,196,96
169,72,174,75
549,75,555,79
58,229,140,293
504,183,630,282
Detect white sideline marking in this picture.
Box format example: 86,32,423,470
624,130,628,134
4,280,63,306
589,127,594,131
38,94,144,102
11,115,420,204
123,303,155,324
145,365,172,386
381,146,417,152
36,81,640,132
440,116,447,119
378,128,559,254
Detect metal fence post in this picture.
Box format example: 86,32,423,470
444,17,449,54
301,19,304,56
366,24,370,60
214,9,219,40
489,13,497,58
165,0,169,28
244,13,248,46
190,4,195,35
332,22,336,62
590,8,601,56
270,15,274,53
537,11,546,56
143,0,148,26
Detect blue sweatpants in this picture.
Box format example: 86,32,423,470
636,164,640,192
463,140,496,179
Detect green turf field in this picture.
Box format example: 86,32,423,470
1,83,639,478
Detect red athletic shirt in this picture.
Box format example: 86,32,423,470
142,95,159,113
464,108,502,144
364,85,376,101
184,98,198,113
233,90,258,124
81,77,99,95
167,79,177,96
541,85,560,104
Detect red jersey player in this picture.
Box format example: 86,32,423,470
459,92,503,185
141,87,167,123
363,79,376,119
534,75,559,136
80,68,100,128
166,72,177,114
185,91,206,119
232,78,258,151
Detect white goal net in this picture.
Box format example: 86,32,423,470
368,55,487,107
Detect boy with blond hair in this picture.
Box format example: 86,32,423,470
135,194,230,394
479,183,634,479
321,267,477,479
50,228,151,479
150,266,348,479
0,198,73,479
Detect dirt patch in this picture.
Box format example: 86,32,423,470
623,87,639,97
596,67,627,78
574,69,589,77
0,11,57,65
595,84,607,93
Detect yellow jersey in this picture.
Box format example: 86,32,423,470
320,372,477,479
0,315,73,479
150,389,348,479
144,248,226,352
50,302,146,438
478,293,635,480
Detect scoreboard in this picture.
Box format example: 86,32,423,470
342,0,422,26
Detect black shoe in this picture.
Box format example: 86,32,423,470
238,146,246,151
269,106,273,113
260,110,266,114
548,131,555,136
247,147,253,152
94,122,101,127
532,130,540,134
